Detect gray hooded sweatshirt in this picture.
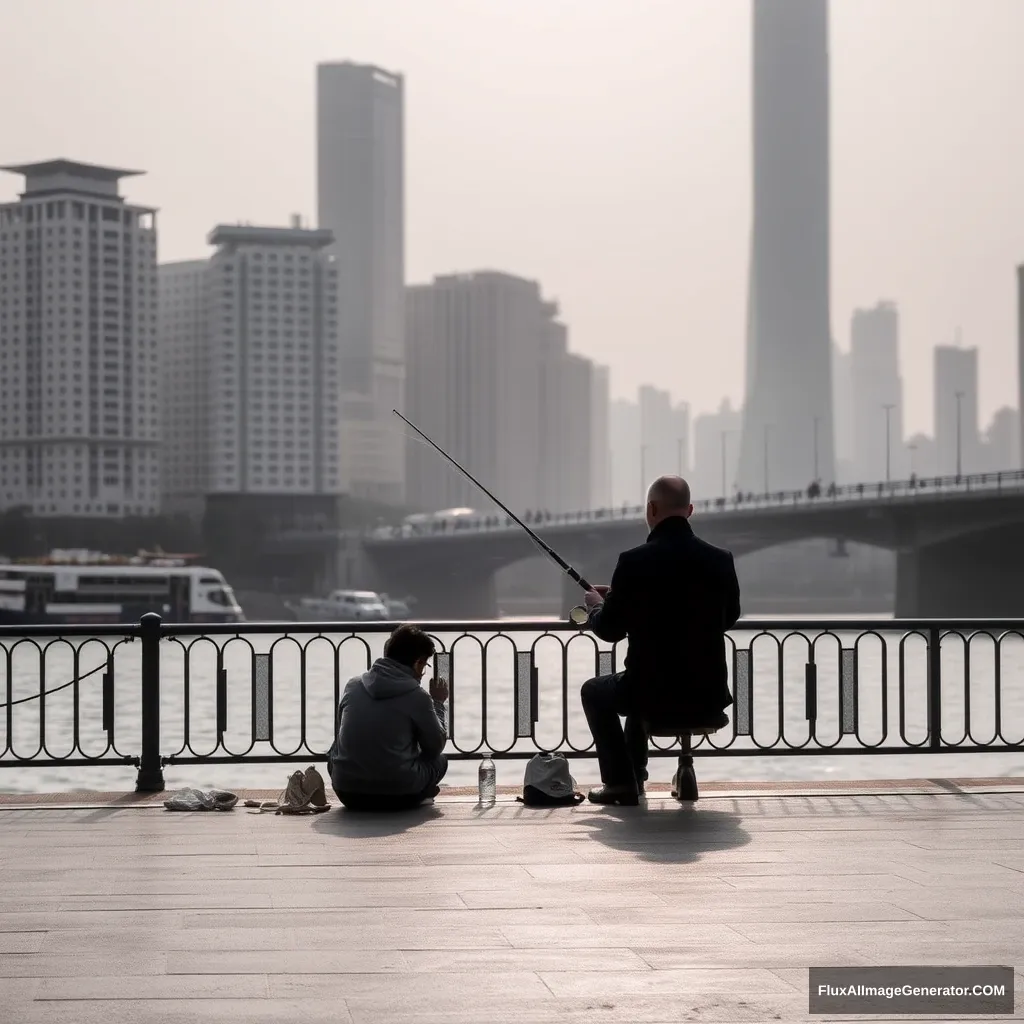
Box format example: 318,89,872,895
329,657,448,795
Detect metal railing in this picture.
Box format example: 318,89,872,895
363,467,1024,541
2,614,1024,791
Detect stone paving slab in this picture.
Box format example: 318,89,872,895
1,774,1022,808
0,780,1021,1022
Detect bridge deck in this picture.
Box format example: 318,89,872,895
1,780,1022,1022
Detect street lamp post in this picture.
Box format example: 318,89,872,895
813,416,820,481
882,404,895,483
955,391,964,479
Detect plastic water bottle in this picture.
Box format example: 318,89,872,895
478,754,496,805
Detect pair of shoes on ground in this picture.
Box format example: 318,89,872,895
244,766,330,814
163,788,238,812
588,768,699,805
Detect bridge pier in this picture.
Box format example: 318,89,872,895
381,564,499,621
895,524,1024,617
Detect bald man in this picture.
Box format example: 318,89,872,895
580,476,741,805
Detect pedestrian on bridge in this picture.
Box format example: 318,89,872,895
579,476,741,805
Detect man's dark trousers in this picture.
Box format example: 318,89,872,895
580,672,650,791
330,756,448,811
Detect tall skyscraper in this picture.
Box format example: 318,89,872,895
404,272,549,514
317,62,405,503
0,160,159,518
158,225,345,514
934,344,979,476
850,302,902,482
737,0,834,493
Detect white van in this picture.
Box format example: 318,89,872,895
286,589,389,621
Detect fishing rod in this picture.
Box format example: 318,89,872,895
393,410,595,624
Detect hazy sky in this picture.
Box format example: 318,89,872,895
3,0,1024,436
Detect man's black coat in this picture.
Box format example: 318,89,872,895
585,515,741,721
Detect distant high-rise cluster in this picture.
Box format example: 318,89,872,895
830,307,1017,483
404,272,608,515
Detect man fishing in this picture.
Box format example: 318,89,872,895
579,475,741,805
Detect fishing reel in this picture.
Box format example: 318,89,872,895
568,605,589,626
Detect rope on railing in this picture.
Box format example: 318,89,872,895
0,662,106,708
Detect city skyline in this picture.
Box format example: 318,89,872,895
2,0,1023,437
0,151,1016,525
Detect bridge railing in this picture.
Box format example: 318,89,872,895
2,615,1023,790
364,467,1024,541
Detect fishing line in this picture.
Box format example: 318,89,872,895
393,410,595,609
0,661,106,708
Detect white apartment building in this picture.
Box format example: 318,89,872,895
0,159,160,517
158,224,344,506
317,61,405,504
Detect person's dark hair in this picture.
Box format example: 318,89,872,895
384,623,436,667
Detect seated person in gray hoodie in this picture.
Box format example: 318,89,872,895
328,623,449,811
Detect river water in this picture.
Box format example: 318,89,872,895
2,616,1023,794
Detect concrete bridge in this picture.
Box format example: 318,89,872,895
271,470,1024,618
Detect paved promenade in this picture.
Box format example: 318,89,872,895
1,778,1022,1023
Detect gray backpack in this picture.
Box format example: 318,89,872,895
516,752,584,807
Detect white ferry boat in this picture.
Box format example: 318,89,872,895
0,552,245,625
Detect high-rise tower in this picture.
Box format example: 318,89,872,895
737,0,834,493
317,62,405,503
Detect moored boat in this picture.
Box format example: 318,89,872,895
0,551,245,625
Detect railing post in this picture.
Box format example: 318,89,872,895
136,612,165,792
927,626,942,751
